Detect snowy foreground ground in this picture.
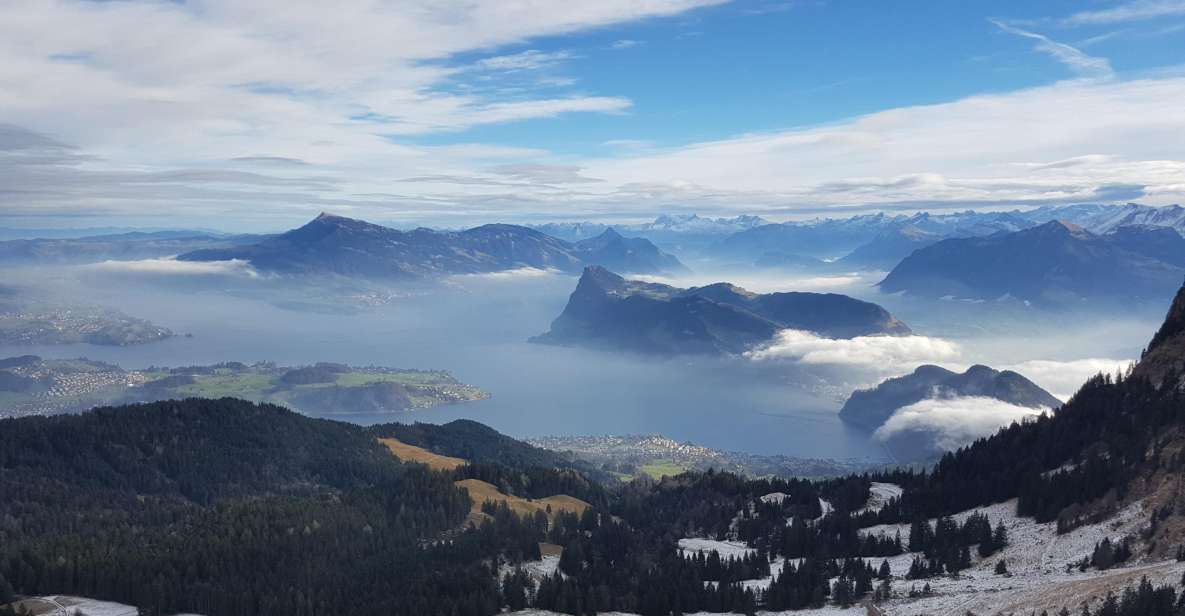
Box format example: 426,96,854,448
8,595,201,616
17,491,1181,615
510,488,1185,616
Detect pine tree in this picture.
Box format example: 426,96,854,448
0,573,13,605
1097,592,1118,616
832,577,854,606
993,521,1009,549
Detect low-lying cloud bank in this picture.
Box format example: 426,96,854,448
874,396,1047,452
746,330,962,376
448,267,562,281
86,258,259,278
634,272,875,294
1004,358,1133,401
747,329,1136,402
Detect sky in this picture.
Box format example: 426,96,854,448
2,0,1185,231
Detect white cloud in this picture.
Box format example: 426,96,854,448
873,396,1047,451
1063,0,1185,26
574,77,1185,216
2,1,1185,228
85,258,259,278
632,271,874,294
746,330,962,375
0,0,718,225
473,49,576,72
447,267,562,281
435,97,632,132
990,20,1114,79
744,327,1136,403
1021,154,1114,170
611,39,643,49
1004,358,1134,401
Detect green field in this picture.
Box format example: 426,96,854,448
174,373,277,399
333,371,451,386
1,360,487,418
638,460,689,479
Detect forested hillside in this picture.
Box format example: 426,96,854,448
0,399,545,616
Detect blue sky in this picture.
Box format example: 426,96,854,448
420,0,1185,154
2,0,1185,230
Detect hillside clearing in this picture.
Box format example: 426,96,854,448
455,478,590,525
377,437,467,471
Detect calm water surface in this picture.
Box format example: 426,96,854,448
1,274,887,460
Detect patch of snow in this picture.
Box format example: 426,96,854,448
860,498,1149,574
523,498,1169,616
739,557,786,592
21,596,205,616
761,492,789,504
510,607,865,615
500,554,561,584
678,537,756,560
509,611,640,616
855,482,902,514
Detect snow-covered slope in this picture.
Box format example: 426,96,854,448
559,493,1179,616
8,596,203,616
1025,203,1185,235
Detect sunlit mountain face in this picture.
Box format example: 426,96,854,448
2,2,1185,615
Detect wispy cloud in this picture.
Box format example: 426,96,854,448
990,19,1114,79
488,164,604,184
447,267,561,282
3,1,1185,228
0,0,718,225
472,49,576,72
1063,0,1185,26
611,39,642,49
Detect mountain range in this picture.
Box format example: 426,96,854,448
532,266,910,355
1025,202,1185,235
0,231,265,264
878,220,1185,306
707,210,1036,262
699,203,1185,270
833,223,943,269
179,213,686,279
532,213,768,253
6,202,1184,278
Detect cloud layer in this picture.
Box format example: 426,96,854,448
746,330,962,374
873,396,1047,452
580,77,1185,216
0,0,718,226
447,267,562,281
86,258,259,278
2,2,1184,228
1004,358,1133,401
746,329,1136,402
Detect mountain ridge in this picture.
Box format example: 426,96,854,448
179,213,686,279
878,219,1185,306
533,266,910,355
